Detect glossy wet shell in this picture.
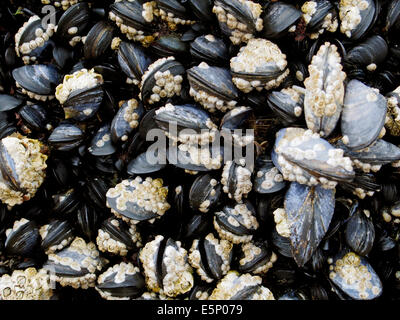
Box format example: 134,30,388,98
341,79,387,150
329,251,382,300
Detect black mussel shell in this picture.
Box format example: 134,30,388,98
18,104,49,132
84,21,114,60
48,123,84,151
190,35,228,65
345,210,375,256
56,2,90,44
0,94,24,111
5,219,40,257
41,220,74,254
88,124,116,157
77,203,100,242
189,173,222,213
52,188,81,215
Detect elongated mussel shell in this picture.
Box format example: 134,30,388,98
221,159,253,203
5,218,40,257
385,86,400,136
77,203,100,241
18,104,49,132
262,1,302,39
127,148,167,175
48,123,84,151
40,220,74,254
0,135,48,207
140,56,184,105
237,241,277,275
188,0,213,22
139,235,194,297
150,35,188,58
267,86,304,125
55,68,104,121
111,99,144,143
113,38,151,86
84,21,114,60
52,188,81,215
209,271,274,300
345,35,388,70
14,15,56,64
339,0,378,40
328,251,382,299
106,176,170,224
345,210,375,256
56,2,90,47
214,201,259,244
168,143,224,172
0,94,24,112
190,35,228,65
43,237,104,289
337,139,400,173
284,182,335,267
301,0,338,38
154,103,218,145
273,127,355,189
88,124,116,157
304,42,346,137
188,62,238,113
230,38,289,93
341,79,387,150
96,217,142,256
220,106,255,147
188,233,233,283
109,0,158,43
212,0,263,45
96,262,145,300
385,0,400,31
189,173,221,213
13,64,61,101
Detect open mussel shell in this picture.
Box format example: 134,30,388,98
40,220,74,254
48,123,84,151
139,235,194,297
341,79,387,150
214,201,259,244
188,233,233,283
328,251,382,300
385,0,400,31
267,86,304,125
5,219,40,257
96,262,145,300
262,1,302,39
237,240,277,275
83,21,114,60
339,0,379,40
0,94,24,112
284,182,335,267
253,159,285,194
189,173,222,213
12,64,61,100
190,35,228,65
18,104,49,132
56,2,90,46
345,210,375,256
345,35,388,69
88,124,116,157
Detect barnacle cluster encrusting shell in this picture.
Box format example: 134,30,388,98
1,0,400,302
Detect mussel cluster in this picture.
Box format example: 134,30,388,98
0,0,400,301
